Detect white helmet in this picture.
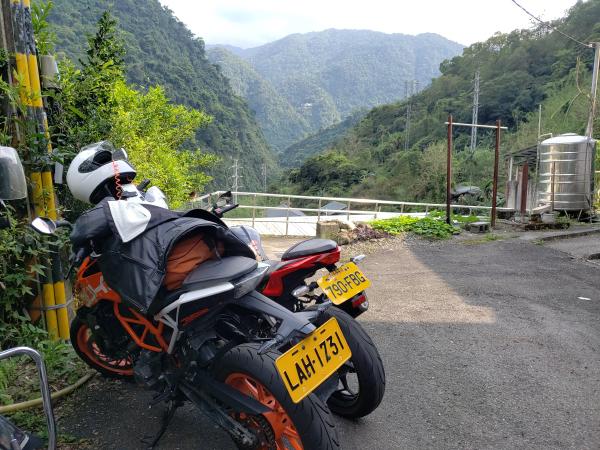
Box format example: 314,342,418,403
66,141,136,204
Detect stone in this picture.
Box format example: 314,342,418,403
466,221,490,233
317,221,340,240
337,219,356,231
337,230,352,245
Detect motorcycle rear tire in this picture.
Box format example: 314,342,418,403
316,307,386,418
213,343,340,450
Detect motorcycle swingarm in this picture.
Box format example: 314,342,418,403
179,381,261,447
186,371,269,415
232,290,319,339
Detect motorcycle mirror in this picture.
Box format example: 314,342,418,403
31,217,57,235
215,191,232,208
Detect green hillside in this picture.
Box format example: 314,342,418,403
280,109,367,168
207,47,311,153
208,30,462,162
283,1,600,201
238,30,463,118
48,0,275,190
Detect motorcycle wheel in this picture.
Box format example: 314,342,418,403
70,314,134,378
316,307,385,418
214,343,340,450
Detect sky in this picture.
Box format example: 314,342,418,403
158,0,580,49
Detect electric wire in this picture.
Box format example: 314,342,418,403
510,0,592,49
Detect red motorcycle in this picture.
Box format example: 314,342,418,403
214,193,386,419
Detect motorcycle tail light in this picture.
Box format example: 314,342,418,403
233,262,269,298
352,293,368,309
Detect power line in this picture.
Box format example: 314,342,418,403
510,0,592,49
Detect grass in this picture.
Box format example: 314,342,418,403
0,340,88,405
0,339,91,445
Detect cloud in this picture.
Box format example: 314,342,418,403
160,0,579,48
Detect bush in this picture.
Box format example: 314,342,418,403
370,214,459,239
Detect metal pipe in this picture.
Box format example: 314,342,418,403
520,162,529,215
0,347,56,450
445,121,508,130
586,42,600,139
446,115,453,224
491,120,501,228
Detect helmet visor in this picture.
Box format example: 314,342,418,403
0,147,27,200
112,148,128,161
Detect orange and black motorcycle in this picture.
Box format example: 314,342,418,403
31,216,347,450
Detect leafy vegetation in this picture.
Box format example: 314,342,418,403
371,215,459,239
282,1,600,203
48,0,276,190
109,81,216,206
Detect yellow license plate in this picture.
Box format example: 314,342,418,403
275,317,351,403
317,262,371,305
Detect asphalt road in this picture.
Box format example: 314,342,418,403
58,236,600,449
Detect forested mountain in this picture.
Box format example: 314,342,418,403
283,1,600,202
213,30,461,122
48,0,275,190
280,109,367,168
207,47,311,153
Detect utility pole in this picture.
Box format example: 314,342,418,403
230,158,242,203
404,80,414,151
586,42,600,138
470,69,480,151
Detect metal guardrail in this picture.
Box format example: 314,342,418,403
189,191,511,236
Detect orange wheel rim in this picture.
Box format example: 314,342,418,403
76,325,134,376
226,373,303,450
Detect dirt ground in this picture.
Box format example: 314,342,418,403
55,232,600,449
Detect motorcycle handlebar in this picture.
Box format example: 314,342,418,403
137,179,151,192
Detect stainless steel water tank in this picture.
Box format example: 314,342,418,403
537,133,596,211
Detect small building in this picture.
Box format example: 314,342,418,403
264,202,306,218
321,201,347,216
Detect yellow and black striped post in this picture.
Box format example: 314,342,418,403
9,0,69,339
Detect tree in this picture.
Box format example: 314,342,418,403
109,80,216,206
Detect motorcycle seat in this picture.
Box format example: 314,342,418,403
152,256,258,313
281,239,337,261
182,256,258,288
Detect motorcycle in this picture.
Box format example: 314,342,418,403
213,192,386,419
31,215,344,449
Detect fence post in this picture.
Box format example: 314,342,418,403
425,205,429,214
317,198,322,222
374,202,379,219
400,203,404,214
346,201,351,221
285,195,291,236
252,194,256,228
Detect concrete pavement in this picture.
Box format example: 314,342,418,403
58,236,600,449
